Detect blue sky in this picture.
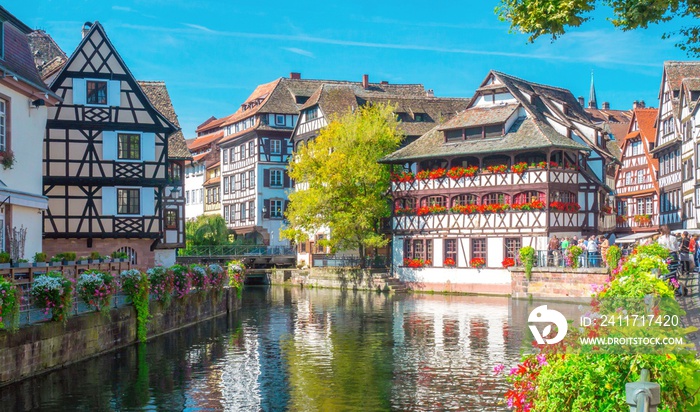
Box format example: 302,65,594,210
8,0,695,137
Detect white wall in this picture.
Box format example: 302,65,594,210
154,249,176,267
9,205,43,260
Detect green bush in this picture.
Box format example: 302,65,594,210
33,252,47,263
606,245,622,270
519,246,535,280
0,252,10,263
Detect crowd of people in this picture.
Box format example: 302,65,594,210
547,234,611,268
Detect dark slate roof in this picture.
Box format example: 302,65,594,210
438,104,518,130
27,30,67,81
665,61,700,92
382,117,589,162
0,7,54,95
138,81,192,160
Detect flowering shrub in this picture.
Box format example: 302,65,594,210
147,266,174,305
502,257,515,268
189,264,208,291
394,206,414,215
486,164,508,174
76,270,115,313
450,204,479,214
403,258,431,268
120,269,150,342
633,214,651,225
31,271,72,322
0,149,15,170
447,165,479,179
0,277,20,331
549,201,581,212
390,171,414,183
416,205,447,216
428,168,446,179
444,257,456,267
415,170,430,180
534,160,558,168
511,199,545,211
510,162,529,175
228,260,245,292
566,245,584,269
470,257,485,268
207,264,226,289
170,264,190,298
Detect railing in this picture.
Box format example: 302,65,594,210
312,255,389,268
534,250,606,268
391,169,578,193
178,245,296,257
393,211,581,232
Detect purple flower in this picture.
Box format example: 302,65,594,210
536,354,548,366
509,367,518,376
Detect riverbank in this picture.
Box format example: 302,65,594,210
0,288,240,387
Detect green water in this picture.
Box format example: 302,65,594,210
0,287,524,411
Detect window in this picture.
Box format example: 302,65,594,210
230,148,235,163
482,193,509,205
414,113,425,122
234,203,240,222
241,203,247,221
271,199,283,218
271,139,282,154
271,169,283,187
422,195,446,207
223,149,228,164
513,191,545,204
484,124,502,138
86,80,108,105
0,99,5,151
300,242,307,253
413,239,424,261
504,238,521,260
316,234,325,253
550,191,576,203
249,141,255,158
452,194,477,206
118,133,140,160
306,107,318,121
249,170,255,189
117,188,140,214
445,129,462,141
224,205,230,222
241,172,247,190
223,176,229,194
637,170,644,184
426,240,433,264
169,163,181,182
186,190,190,204
165,210,178,229
404,238,413,260
625,172,631,185
465,127,481,139
471,239,486,263
444,239,457,264
276,114,285,125
249,201,255,220
234,174,241,191
395,198,416,210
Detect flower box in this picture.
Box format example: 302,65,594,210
33,262,48,268
470,258,486,269
14,262,31,268
0,263,10,269
549,201,581,213
502,258,515,268
444,258,456,267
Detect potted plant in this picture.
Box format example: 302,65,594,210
77,256,90,265
111,251,129,262
470,257,486,269
55,252,77,265
76,269,115,313
0,252,10,269
444,257,456,267
14,258,31,268
89,251,102,263
33,252,47,267
31,271,73,323
502,257,515,268
0,149,15,170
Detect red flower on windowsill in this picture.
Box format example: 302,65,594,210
391,171,414,183
549,201,581,213
502,257,515,268
470,258,486,269
486,164,508,174
444,257,456,267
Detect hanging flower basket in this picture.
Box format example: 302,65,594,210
0,149,15,170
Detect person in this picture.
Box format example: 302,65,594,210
679,231,692,274
549,235,560,266
691,234,698,268
561,237,570,251
657,225,678,252
587,235,599,267
600,235,610,267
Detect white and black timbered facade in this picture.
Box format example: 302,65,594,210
42,22,179,268
381,71,613,292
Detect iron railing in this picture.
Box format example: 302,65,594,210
312,255,389,268
178,245,296,257
533,250,606,268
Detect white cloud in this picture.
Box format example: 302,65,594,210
282,47,315,58
182,23,215,33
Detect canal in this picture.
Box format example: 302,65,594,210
0,287,530,411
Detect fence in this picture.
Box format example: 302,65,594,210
534,250,606,268
178,245,295,257
312,255,389,268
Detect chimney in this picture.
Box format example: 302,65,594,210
290,72,301,80
81,22,93,39
578,96,585,107
362,74,369,90
426,89,434,97
639,100,645,108
602,102,610,110
633,100,639,110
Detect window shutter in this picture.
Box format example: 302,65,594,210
264,169,270,187
284,170,291,188
108,80,121,107
263,199,270,218
284,200,289,214
240,203,244,222
142,133,156,161
141,187,155,216
264,139,270,159
102,131,117,160
102,187,116,215
72,78,86,105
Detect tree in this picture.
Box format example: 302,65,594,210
185,214,230,246
281,103,403,267
496,0,700,56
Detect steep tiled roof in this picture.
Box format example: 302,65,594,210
586,107,633,161
27,30,67,81
438,104,518,130
203,176,220,186
632,108,659,139
382,117,588,162
0,7,54,95
664,61,700,92
187,130,224,151
138,81,192,160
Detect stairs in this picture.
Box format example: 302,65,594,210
380,276,409,293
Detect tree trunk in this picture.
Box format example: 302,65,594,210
358,244,365,269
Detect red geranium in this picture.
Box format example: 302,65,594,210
470,258,486,268
444,257,456,267
486,164,508,174
502,257,515,268
391,171,414,183
428,168,446,179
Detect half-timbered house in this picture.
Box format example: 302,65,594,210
42,22,180,268
653,61,700,230
679,78,700,228
0,6,60,260
381,71,614,293
614,108,659,234
184,129,223,220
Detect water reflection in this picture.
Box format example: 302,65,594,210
0,288,526,411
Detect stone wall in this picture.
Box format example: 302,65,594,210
510,267,610,300
43,238,156,270
269,267,387,291
0,288,240,387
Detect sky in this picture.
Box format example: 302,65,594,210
7,0,696,138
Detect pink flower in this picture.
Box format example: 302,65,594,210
536,354,548,366
493,364,505,375
509,367,518,376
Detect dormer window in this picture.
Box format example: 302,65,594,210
465,127,481,139
445,129,462,142
275,114,285,125
306,107,318,121
87,81,108,105
414,113,426,122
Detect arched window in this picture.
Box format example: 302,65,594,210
115,246,137,265
513,191,545,204
550,191,577,203
421,195,446,207
482,193,510,205
452,194,477,207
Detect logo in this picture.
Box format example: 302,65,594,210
528,305,568,345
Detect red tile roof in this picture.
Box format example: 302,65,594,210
187,130,224,151
203,176,220,186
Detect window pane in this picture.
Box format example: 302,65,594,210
87,81,107,105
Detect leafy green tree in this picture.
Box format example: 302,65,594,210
496,0,700,56
185,214,230,246
282,103,403,267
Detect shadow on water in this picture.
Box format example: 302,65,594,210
0,286,536,411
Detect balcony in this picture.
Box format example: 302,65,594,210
392,210,582,233
391,168,578,193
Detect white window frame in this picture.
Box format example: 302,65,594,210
275,114,285,125
270,139,282,155
270,169,283,187
271,199,283,218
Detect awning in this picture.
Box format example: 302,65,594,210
0,186,48,210
616,232,655,244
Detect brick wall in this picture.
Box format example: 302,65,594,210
43,238,157,270
0,289,240,387
510,267,610,299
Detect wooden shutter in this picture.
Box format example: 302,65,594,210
141,133,156,161
263,169,270,187
102,131,117,160
283,170,291,188
72,78,86,105
264,138,270,160
263,199,270,218
141,187,155,216
108,80,121,107
102,187,116,215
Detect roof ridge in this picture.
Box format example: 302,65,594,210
492,70,572,93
